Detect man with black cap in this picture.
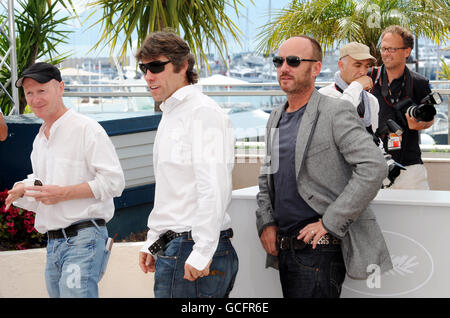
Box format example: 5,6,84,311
5,62,125,298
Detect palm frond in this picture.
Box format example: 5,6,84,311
87,0,248,67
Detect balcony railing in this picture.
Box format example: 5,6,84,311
62,81,450,146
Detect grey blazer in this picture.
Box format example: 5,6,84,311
256,89,393,279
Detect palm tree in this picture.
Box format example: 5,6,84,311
87,0,247,66
256,0,449,64
0,0,76,114
438,58,450,80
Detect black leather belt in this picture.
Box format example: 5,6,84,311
277,233,340,251
47,219,106,239
149,228,233,255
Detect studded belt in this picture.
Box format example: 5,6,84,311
277,233,340,251
148,228,233,255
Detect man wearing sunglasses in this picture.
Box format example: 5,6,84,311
369,25,434,189
256,36,391,298
136,31,238,298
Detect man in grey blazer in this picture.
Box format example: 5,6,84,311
256,35,392,298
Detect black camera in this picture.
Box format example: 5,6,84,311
393,91,442,122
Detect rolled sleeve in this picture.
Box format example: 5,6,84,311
86,129,125,201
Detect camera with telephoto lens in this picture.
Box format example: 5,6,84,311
393,91,442,122
374,119,407,188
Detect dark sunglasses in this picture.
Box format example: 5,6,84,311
139,60,171,74
273,56,318,68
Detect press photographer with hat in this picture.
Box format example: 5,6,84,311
5,62,125,298
319,42,379,133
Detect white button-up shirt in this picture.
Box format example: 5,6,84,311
141,85,235,270
13,109,125,233
319,81,379,130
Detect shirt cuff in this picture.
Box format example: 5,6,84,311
140,241,152,254
87,180,100,200
186,250,212,271
348,81,363,90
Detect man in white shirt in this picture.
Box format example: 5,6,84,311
319,42,379,133
0,107,7,141
5,62,125,298
136,31,238,298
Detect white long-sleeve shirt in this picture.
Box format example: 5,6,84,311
140,85,235,271
319,81,379,131
13,109,125,233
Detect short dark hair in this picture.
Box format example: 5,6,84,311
136,29,198,84
294,35,323,62
381,25,414,50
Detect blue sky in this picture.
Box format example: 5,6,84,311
59,0,292,58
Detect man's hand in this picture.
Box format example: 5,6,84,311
259,225,278,256
25,185,67,205
139,252,155,273
354,75,373,91
298,219,328,249
184,260,212,282
406,113,434,131
24,183,93,205
5,183,25,210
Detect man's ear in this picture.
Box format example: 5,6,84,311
312,61,322,78
404,47,412,59
58,80,65,96
337,59,344,73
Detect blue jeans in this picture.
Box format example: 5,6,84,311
278,244,346,298
154,232,239,298
45,223,110,298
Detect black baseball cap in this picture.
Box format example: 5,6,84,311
15,62,62,88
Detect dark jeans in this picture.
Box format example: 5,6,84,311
154,233,239,298
278,244,346,298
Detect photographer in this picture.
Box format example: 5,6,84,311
319,42,379,132
370,25,434,189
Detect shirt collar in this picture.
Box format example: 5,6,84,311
160,85,200,113
39,108,72,138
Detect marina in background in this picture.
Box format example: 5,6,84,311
59,41,450,145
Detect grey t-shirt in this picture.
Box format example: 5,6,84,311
273,104,320,235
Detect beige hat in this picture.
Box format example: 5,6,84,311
339,42,376,62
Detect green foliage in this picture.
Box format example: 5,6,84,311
438,58,450,80
257,0,450,63
87,0,249,69
0,0,76,115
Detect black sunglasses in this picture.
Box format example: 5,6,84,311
139,60,171,74
273,56,318,68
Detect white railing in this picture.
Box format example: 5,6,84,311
62,81,450,146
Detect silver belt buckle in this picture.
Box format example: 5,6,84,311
279,237,290,250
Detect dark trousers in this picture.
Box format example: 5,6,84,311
278,244,346,298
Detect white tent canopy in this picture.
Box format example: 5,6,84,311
197,74,248,86
60,67,100,77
